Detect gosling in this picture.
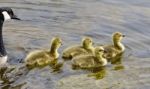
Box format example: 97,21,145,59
24,37,62,68
72,46,107,69
102,32,125,63
62,37,94,60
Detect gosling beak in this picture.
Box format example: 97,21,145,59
122,35,125,37
11,14,21,20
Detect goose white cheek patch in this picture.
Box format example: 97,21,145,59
0,55,7,64
2,11,11,21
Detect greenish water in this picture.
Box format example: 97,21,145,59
0,0,150,89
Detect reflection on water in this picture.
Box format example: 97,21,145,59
0,0,150,89
87,67,106,80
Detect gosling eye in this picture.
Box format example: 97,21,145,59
98,49,103,52
104,50,107,53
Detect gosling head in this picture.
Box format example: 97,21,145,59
113,32,125,43
0,7,20,21
94,46,105,56
51,37,62,49
95,46,107,66
82,37,93,49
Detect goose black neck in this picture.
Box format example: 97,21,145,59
0,20,7,56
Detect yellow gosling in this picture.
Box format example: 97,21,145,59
72,46,107,69
24,37,62,68
102,32,125,63
62,37,94,60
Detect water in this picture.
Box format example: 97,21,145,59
0,0,150,89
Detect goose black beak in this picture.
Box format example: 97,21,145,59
11,15,21,20
122,35,125,37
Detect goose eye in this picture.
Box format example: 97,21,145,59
104,50,107,53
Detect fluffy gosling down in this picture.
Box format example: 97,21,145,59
102,32,125,63
72,46,107,69
24,37,62,68
62,37,94,60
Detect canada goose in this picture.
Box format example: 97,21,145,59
0,7,20,65
62,37,94,60
72,46,107,69
24,37,62,69
102,32,125,64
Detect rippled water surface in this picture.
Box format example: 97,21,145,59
0,0,150,89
